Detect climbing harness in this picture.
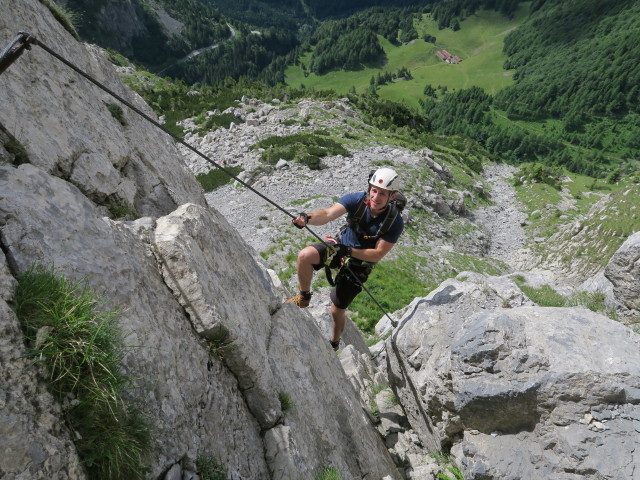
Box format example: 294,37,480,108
0,31,398,327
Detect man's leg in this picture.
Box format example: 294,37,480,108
285,246,321,307
330,302,346,346
296,246,321,291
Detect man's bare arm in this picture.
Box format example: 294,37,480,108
350,238,395,263
293,203,347,227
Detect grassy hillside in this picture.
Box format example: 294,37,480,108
514,164,640,281
285,6,528,108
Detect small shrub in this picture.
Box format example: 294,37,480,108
106,103,127,126
196,166,243,193
606,168,621,185
14,265,151,479
206,326,235,359
278,391,294,412
196,455,227,480
517,163,564,190
108,200,137,220
316,467,340,480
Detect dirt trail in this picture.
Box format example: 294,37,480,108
475,163,529,268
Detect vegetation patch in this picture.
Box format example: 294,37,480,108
196,166,244,193
445,252,509,278
278,391,294,412
107,199,137,221
438,466,464,480
512,276,616,318
349,251,437,333
316,467,340,480
123,74,337,140
196,454,227,480
14,265,151,479
518,283,566,308
195,112,243,134
513,163,564,190
251,131,350,170
1,124,29,165
37,0,80,39
106,102,127,126
206,326,236,359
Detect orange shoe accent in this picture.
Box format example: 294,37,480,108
285,293,310,308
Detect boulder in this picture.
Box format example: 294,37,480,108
153,203,400,478
153,203,282,428
386,275,640,479
604,231,640,311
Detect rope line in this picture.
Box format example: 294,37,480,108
0,32,398,327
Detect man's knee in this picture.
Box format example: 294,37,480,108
299,246,320,265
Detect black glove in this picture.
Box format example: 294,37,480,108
335,244,352,258
328,244,352,268
293,212,310,229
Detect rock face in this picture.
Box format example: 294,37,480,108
0,162,400,479
0,2,400,478
604,231,640,311
0,0,206,217
386,273,640,479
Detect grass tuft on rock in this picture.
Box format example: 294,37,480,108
14,265,151,479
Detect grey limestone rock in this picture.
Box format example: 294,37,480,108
386,275,640,479
152,202,282,428
604,230,640,311
0,164,269,479
0,0,206,217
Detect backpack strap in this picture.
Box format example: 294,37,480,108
347,192,369,232
340,192,400,242
372,201,398,240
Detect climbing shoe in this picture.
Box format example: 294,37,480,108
285,292,311,308
330,339,340,352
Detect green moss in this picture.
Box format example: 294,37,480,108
196,166,243,193
106,102,127,126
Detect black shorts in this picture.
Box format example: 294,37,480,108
311,243,373,309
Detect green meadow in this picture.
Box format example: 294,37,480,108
286,5,529,108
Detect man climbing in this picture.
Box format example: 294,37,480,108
285,167,404,351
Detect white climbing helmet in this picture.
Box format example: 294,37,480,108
369,167,400,191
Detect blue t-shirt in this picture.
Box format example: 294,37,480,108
338,191,404,249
